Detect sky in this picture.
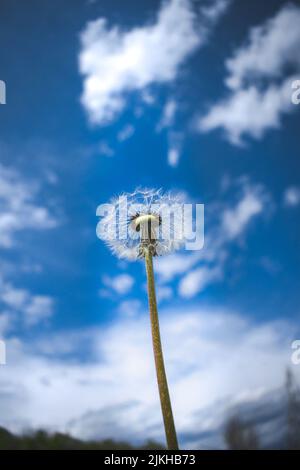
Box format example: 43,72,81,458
0,0,300,449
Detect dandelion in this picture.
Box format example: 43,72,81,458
98,188,185,450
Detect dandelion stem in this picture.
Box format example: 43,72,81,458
144,248,179,450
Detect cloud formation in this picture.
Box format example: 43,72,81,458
221,184,265,239
0,305,297,447
198,4,300,145
0,162,58,330
79,0,230,125
156,178,269,298
0,163,58,248
284,186,300,207
102,273,134,295
0,280,55,327
178,265,222,297
117,124,135,142
79,0,200,124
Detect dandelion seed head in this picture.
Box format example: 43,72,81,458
98,188,186,260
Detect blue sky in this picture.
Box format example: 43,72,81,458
0,0,300,448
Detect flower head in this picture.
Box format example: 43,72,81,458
98,188,186,260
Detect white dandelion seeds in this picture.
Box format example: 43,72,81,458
98,188,186,260
97,188,181,449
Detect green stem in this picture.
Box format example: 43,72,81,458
144,248,179,450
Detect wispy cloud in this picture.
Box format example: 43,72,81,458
102,273,135,295
198,3,300,145
118,299,142,317
156,285,173,303
0,157,59,332
156,99,184,166
200,0,231,22
0,279,55,327
221,184,265,239
98,141,114,157
117,124,135,142
283,186,300,207
0,163,58,248
156,178,270,297
24,296,55,326
157,99,177,131
178,265,222,297
155,251,201,282
167,131,183,167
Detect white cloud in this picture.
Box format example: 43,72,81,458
155,251,201,282
156,285,173,303
79,0,230,125
141,90,155,105
0,162,57,330
0,312,12,336
98,141,114,157
157,99,177,131
200,0,231,22
117,124,135,142
221,186,264,239
0,306,296,447
199,79,293,146
284,186,300,207
156,100,183,166
198,4,300,144
0,280,55,326
1,284,29,310
178,265,222,297
155,179,268,297
168,131,183,167
79,0,200,124
225,4,300,90
168,147,180,167
0,163,58,248
118,299,142,317
24,296,54,326
102,273,134,295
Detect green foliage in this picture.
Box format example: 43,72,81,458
0,427,164,450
